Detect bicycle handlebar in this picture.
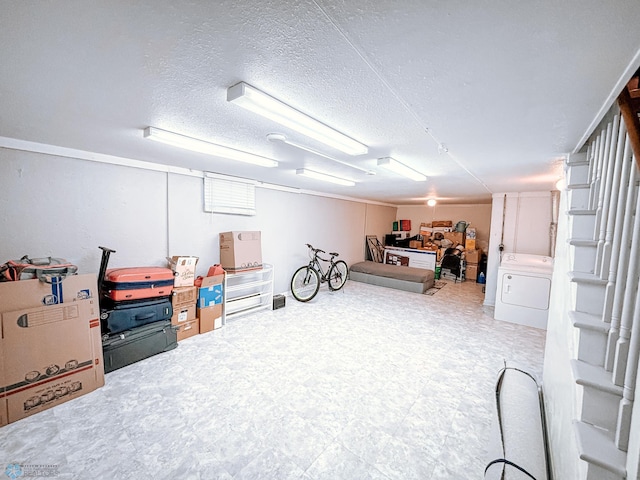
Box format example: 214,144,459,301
306,244,325,255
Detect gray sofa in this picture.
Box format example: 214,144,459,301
349,261,435,294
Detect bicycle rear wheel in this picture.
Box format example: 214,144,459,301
327,260,348,291
291,266,321,302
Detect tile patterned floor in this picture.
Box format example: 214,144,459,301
0,279,546,479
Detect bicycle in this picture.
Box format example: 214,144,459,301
290,244,349,302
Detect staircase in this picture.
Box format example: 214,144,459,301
562,109,640,479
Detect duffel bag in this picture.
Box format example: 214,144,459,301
0,255,78,283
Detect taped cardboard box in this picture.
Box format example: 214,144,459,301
198,274,224,308
466,264,479,282
171,286,197,307
0,274,97,313
168,256,199,287
1,297,104,425
0,336,5,427
432,220,453,227
198,304,223,333
171,304,196,325
219,231,262,272
443,231,465,246
465,248,482,264
177,318,199,341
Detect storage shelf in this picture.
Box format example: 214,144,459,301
226,279,273,292
223,264,273,324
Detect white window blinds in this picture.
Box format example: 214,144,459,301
203,173,256,216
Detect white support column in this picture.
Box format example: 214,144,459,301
602,135,634,323
594,121,615,252
599,118,626,279
605,172,640,371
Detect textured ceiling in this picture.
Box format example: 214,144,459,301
2,1,640,205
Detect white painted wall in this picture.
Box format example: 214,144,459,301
541,187,581,479
0,148,396,294
484,191,555,306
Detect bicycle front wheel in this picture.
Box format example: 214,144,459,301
291,266,321,302
327,260,349,291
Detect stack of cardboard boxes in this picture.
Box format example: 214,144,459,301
197,266,224,333
0,274,105,426
464,228,482,282
419,221,465,261
169,256,199,341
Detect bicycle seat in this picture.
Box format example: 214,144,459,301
329,252,339,257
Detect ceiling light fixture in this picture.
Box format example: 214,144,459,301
227,82,368,156
267,133,375,175
296,168,356,186
427,198,437,207
143,127,278,168
377,157,427,181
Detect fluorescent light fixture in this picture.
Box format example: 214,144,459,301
377,157,427,181
267,133,375,175
227,82,368,156
143,126,278,168
296,168,355,186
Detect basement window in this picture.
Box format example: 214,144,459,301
203,172,256,216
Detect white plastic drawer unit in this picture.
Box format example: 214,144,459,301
494,253,554,330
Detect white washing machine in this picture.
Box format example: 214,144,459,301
494,253,554,330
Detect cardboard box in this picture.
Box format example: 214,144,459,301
177,318,199,341
432,220,453,227
419,225,433,237
466,227,477,239
168,256,198,287
409,240,422,249
198,274,224,308
443,231,465,246
465,248,482,264
220,231,262,272
0,335,5,427
171,286,197,307
0,274,97,313
198,304,223,333
1,297,104,424
171,304,196,325
466,264,479,282
465,238,477,250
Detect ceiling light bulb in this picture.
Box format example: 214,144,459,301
144,127,278,168
228,82,368,156
427,199,437,207
377,157,427,181
296,168,355,186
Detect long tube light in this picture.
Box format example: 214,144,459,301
377,157,427,181
296,168,355,186
267,133,375,175
143,127,278,168
227,82,368,156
